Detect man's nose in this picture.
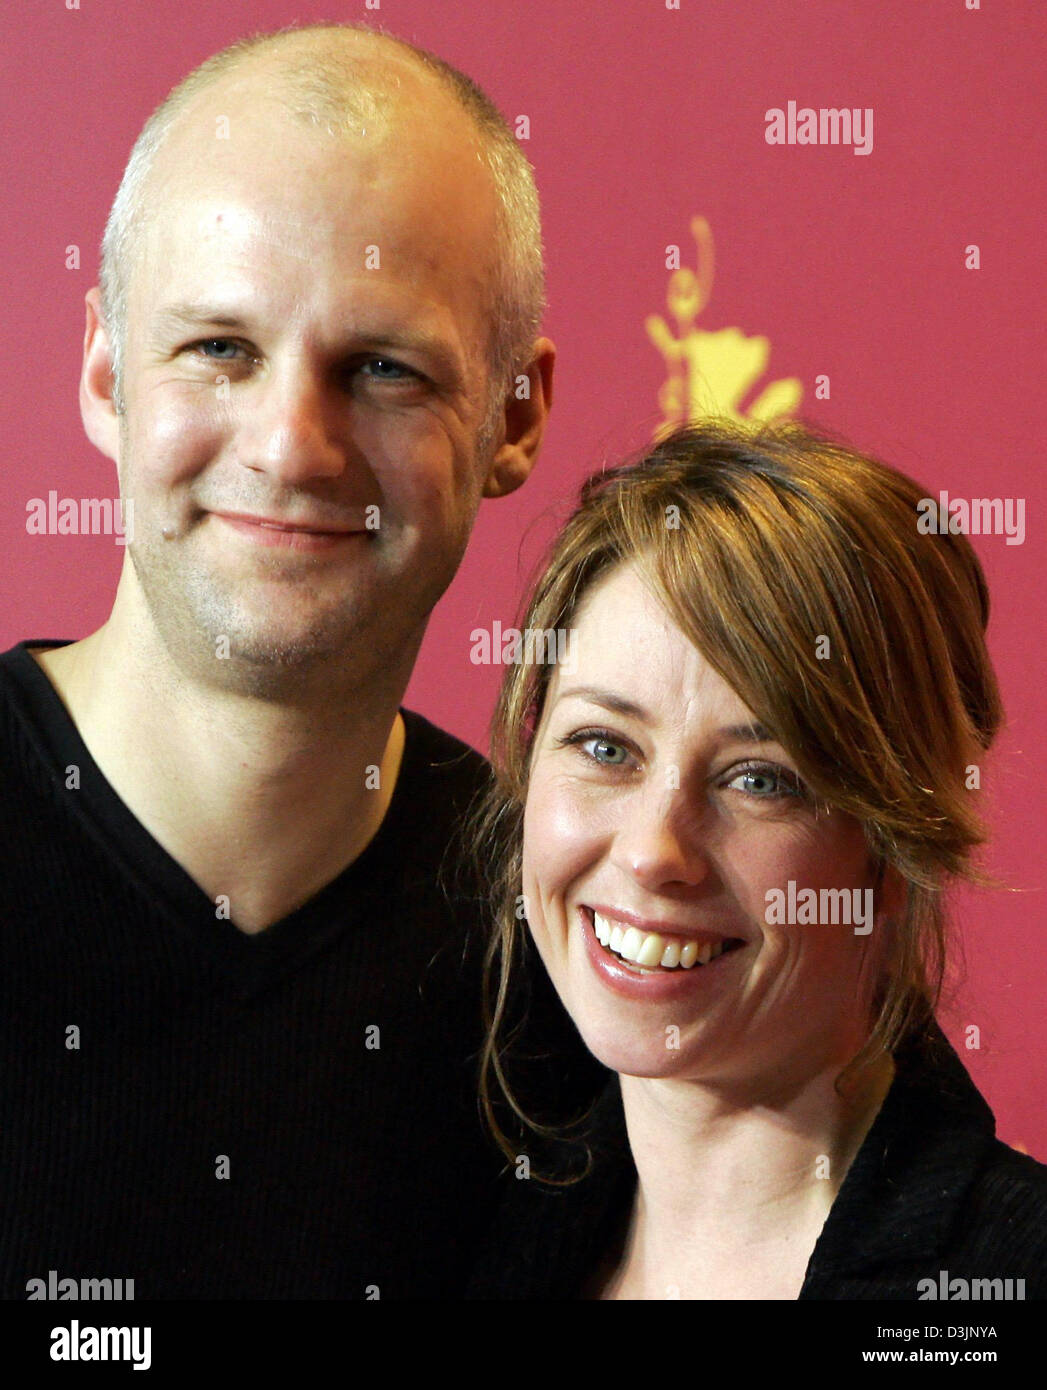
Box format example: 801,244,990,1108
609,785,712,891
238,358,346,482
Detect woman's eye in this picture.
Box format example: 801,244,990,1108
725,765,803,798
557,731,633,767
588,738,630,766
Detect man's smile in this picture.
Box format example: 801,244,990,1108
210,510,371,551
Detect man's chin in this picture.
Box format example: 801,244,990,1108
206,622,358,670
130,559,430,689
146,598,370,681
181,582,376,661
174,627,356,702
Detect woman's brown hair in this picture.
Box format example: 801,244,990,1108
470,419,1003,1178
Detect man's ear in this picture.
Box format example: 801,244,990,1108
80,287,121,463
481,337,555,499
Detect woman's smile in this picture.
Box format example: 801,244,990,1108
521,560,883,1084
578,903,752,1004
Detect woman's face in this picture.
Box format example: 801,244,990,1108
521,562,888,1090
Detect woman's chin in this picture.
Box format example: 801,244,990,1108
578,1023,703,1080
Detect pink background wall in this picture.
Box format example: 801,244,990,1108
3,1,1044,1155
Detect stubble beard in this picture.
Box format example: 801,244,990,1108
125,520,444,700
114,393,499,697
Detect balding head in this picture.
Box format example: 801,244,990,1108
99,23,544,428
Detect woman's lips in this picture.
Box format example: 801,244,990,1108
588,905,746,964
578,906,748,1002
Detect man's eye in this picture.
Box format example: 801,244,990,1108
189,339,243,360
724,764,804,798
359,357,417,382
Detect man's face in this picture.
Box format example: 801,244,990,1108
89,75,520,682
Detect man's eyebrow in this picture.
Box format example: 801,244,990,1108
354,329,463,370
553,686,776,743
151,303,248,336
149,303,465,372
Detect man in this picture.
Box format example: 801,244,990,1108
0,23,568,1298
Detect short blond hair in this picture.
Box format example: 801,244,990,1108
99,22,545,431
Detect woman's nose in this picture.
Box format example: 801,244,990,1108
609,786,711,890
238,359,346,482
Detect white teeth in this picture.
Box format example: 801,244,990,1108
636,934,666,967
619,928,645,963
660,939,682,968
590,910,735,973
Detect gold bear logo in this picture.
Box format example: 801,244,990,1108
647,217,803,439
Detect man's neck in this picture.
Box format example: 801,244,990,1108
32,603,422,934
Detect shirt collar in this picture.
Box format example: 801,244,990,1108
800,1018,997,1284
584,1019,998,1286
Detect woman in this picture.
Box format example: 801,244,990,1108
466,419,1047,1299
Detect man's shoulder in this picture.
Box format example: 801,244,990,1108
0,638,69,662
0,640,72,777
400,707,488,775
0,639,69,708
377,708,492,896
397,706,490,809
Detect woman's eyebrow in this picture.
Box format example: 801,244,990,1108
554,688,775,745
554,686,651,720
722,722,776,744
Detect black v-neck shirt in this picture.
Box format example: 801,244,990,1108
0,639,506,1299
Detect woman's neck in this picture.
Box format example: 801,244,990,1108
602,1048,896,1300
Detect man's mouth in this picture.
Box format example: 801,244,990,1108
213,511,363,535
584,906,747,973
210,511,369,551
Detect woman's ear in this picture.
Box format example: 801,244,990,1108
876,862,908,924
868,862,909,970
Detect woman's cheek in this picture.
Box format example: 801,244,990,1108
713,829,798,932
721,813,869,921
523,767,611,897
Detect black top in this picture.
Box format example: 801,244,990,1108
0,638,508,1299
467,1019,1047,1299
